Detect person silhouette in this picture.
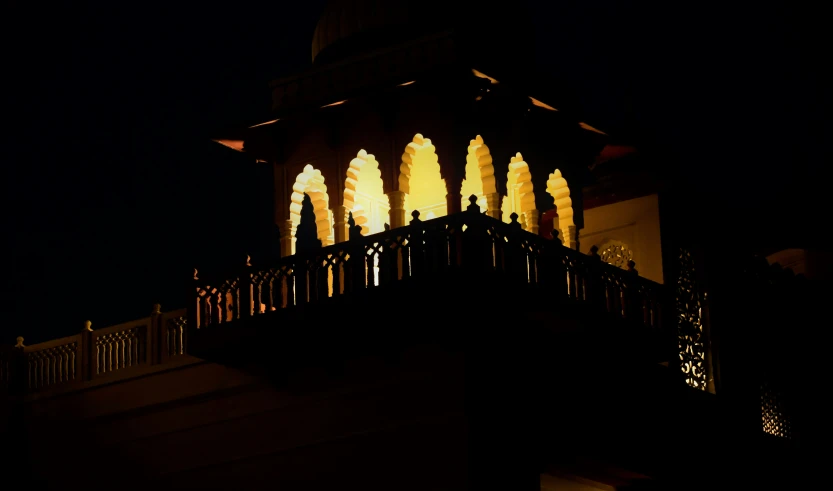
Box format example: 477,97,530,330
589,245,602,262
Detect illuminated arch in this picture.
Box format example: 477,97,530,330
343,149,388,235
289,164,333,253
459,135,496,213
501,152,538,231
399,133,447,220
545,168,575,243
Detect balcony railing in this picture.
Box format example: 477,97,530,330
0,308,188,396
191,200,672,341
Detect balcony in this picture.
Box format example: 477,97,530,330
189,198,676,380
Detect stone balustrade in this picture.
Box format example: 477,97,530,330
0,307,188,396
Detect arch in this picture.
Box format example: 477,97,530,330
545,168,575,244
501,152,538,231
399,133,447,220
343,149,388,235
289,164,333,254
459,135,496,213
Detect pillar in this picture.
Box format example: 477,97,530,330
525,209,539,236
561,225,578,250
387,191,406,229
485,192,501,220
332,205,349,243
441,167,461,216
446,188,463,215
280,219,294,257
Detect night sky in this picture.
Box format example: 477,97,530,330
4,1,829,343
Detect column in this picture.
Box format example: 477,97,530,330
561,224,578,250
446,176,463,215
280,219,294,257
332,205,349,243
525,209,540,236
485,192,501,220
387,191,406,229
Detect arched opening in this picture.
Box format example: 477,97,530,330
343,149,388,235
399,133,447,221
459,135,496,214
289,164,333,254
545,168,576,247
501,152,538,232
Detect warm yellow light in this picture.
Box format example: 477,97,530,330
289,164,333,253
471,69,499,84
399,134,447,221
397,80,416,86
321,100,347,108
502,152,536,228
344,150,389,235
530,97,557,111
460,135,495,213
546,168,574,239
248,118,279,128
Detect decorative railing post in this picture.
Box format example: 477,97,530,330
81,320,93,381
11,337,25,395
504,213,526,283
408,211,426,278
239,256,253,320
538,229,562,293
348,212,367,293
188,268,200,330
150,303,162,364
461,195,492,273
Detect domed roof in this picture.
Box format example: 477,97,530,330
310,0,534,66
311,0,450,64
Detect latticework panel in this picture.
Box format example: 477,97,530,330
94,325,147,375
27,341,78,390
761,381,791,438
166,316,187,357
676,249,707,390
600,242,633,269
252,265,294,311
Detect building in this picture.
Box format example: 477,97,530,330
2,1,819,488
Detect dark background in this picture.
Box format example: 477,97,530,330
3,1,828,343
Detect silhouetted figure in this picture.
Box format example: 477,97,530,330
550,227,561,244
295,193,322,254
348,211,363,241
465,194,480,213
589,245,601,262
627,260,638,276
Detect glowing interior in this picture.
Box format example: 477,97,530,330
344,150,389,235
459,135,495,213
399,134,447,221
546,168,574,239
289,164,333,254
502,152,536,229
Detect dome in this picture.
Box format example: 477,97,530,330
310,0,534,66
311,0,450,64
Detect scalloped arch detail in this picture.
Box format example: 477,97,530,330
398,133,447,219
289,164,332,252
545,168,575,238
502,152,537,227
343,149,387,235
460,135,496,212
